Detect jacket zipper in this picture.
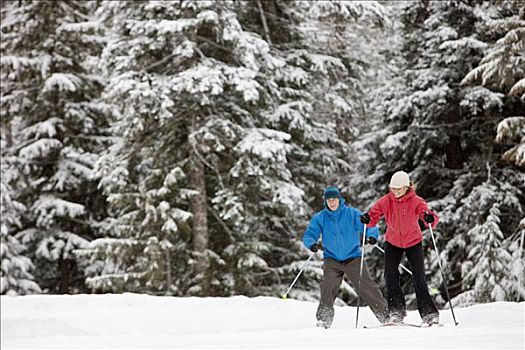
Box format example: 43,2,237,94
403,206,407,247
397,199,403,248
335,216,341,248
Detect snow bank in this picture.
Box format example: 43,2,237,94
1,293,523,349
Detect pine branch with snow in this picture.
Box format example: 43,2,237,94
1,0,112,293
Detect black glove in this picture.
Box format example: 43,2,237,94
309,243,320,253
360,213,371,224
366,236,377,245
424,212,435,224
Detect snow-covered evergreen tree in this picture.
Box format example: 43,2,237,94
278,0,390,301
450,185,520,304
1,121,41,295
349,0,525,305
224,0,389,299
461,3,524,96
454,2,525,302
504,217,525,301
461,4,524,168
1,0,111,293
2,0,520,304
88,0,388,298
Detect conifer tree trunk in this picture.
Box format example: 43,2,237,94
189,137,210,294
190,157,208,253
58,258,71,294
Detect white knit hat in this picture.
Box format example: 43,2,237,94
390,171,410,188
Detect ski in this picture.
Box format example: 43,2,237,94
363,322,444,329
363,322,412,329
417,322,445,328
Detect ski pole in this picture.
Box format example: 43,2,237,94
355,224,368,328
427,220,459,326
372,244,413,275
281,254,314,299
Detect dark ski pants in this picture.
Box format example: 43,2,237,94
317,257,388,325
384,241,438,320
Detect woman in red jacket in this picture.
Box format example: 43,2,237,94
360,171,440,325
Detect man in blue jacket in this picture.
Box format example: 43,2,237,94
303,186,388,328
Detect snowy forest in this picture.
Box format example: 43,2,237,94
1,0,524,311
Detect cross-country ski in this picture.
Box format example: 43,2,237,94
363,322,445,329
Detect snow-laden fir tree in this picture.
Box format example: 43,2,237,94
88,0,388,298
0,121,41,295
456,2,525,302
461,2,524,168
463,204,510,304
504,217,525,300
277,0,390,302
449,184,520,305
88,0,281,295
0,0,111,293
348,0,525,305
461,3,524,96
220,0,389,300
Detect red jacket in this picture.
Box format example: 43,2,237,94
367,190,438,248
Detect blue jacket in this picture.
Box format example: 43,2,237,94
303,198,379,261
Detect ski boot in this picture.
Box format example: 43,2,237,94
315,303,334,329
316,318,333,329
422,313,440,326
387,312,405,325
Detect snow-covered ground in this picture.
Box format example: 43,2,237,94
1,294,523,349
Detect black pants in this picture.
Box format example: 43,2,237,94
384,241,438,319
